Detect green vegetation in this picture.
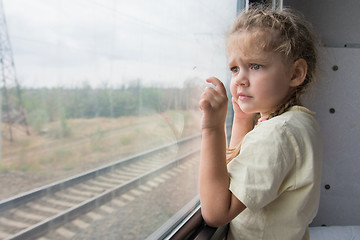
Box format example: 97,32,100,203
2,82,199,133
0,82,202,176
24,86,186,118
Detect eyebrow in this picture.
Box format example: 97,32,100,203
228,55,272,67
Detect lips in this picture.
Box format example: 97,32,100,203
238,93,252,101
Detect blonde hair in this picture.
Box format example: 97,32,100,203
226,6,318,163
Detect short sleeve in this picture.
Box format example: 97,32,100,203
227,122,297,211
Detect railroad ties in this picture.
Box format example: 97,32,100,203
0,134,201,240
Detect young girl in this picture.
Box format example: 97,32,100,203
199,6,322,240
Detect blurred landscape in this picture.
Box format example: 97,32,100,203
0,83,202,200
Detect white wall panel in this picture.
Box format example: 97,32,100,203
303,47,360,226
284,0,360,47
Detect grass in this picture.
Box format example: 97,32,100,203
120,134,132,145
0,110,201,176
0,165,10,173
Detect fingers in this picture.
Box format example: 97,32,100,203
199,77,228,130
231,97,240,108
199,77,228,112
231,97,237,105
206,77,227,96
231,97,257,120
199,97,211,111
199,88,216,111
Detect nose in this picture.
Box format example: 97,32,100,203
233,69,249,87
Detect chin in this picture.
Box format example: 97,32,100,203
239,105,257,114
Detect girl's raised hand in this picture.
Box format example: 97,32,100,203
199,77,228,131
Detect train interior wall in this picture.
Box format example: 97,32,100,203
284,0,360,227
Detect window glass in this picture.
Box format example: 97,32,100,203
0,0,236,239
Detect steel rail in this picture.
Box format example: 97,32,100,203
5,150,199,240
0,133,201,240
0,133,201,213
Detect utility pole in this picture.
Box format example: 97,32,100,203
0,0,30,150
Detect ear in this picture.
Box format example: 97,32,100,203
290,58,307,87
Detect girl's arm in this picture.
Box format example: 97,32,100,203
199,77,246,227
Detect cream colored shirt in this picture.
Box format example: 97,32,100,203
227,106,322,240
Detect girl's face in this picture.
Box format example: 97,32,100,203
227,31,294,119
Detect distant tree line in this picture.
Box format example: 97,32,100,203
1,80,201,133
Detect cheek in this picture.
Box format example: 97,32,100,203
230,80,237,96
253,80,276,98
260,81,290,102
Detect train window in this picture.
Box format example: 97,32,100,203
0,0,236,239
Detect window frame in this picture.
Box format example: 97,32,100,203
147,195,228,240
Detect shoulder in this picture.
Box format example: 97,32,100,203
251,106,320,140
273,106,321,148
276,106,320,130
241,106,321,158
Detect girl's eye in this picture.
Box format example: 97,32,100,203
230,66,239,74
250,64,263,70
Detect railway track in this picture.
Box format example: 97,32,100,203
0,134,201,240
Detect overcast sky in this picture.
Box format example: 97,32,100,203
3,0,237,88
